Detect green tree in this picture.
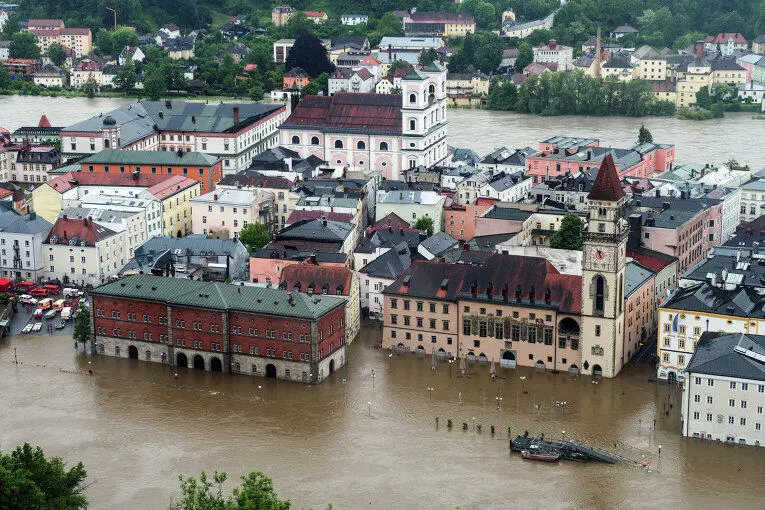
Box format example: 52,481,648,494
72,303,90,350
283,12,316,39
514,42,533,72
387,60,411,78
0,65,11,89
638,124,653,144
375,12,404,38
462,0,497,29
144,67,167,100
487,79,518,111
83,74,98,98
414,216,434,236
171,471,291,510
550,212,584,250
418,48,438,66
302,72,329,96
9,32,41,60
0,443,87,509
111,27,138,52
238,222,271,251
285,34,334,78
472,32,503,73
114,60,137,93
48,42,67,68
673,31,706,50
95,28,114,55
695,86,713,110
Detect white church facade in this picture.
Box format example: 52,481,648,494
278,62,449,180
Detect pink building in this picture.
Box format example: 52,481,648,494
526,136,674,184
249,250,348,287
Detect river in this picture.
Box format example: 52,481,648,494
1,327,764,509
0,96,763,169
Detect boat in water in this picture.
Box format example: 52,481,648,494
521,449,560,462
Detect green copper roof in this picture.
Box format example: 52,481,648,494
81,149,220,167
93,274,344,319
402,68,428,81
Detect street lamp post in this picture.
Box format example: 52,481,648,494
520,375,527,394
658,445,662,471
562,430,566,442
448,358,455,379
496,390,503,433
472,416,476,431
368,401,371,418
427,387,434,400
371,369,376,388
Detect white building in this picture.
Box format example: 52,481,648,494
279,63,448,180
359,243,411,319
681,332,765,447
191,188,276,239
341,14,369,26
43,215,127,286
739,179,765,223
533,40,573,71
0,206,52,281
375,189,445,232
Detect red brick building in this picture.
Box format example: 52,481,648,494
91,274,347,382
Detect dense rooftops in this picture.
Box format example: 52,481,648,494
686,332,765,381
93,274,345,319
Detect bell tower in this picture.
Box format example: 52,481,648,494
580,154,628,378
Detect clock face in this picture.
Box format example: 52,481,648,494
594,248,605,260
590,246,612,267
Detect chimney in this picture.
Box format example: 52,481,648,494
29,211,36,220
695,42,704,58
233,107,240,124
62,214,67,220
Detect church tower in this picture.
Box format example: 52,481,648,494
400,62,448,171
580,154,628,378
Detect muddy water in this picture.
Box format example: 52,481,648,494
1,325,764,509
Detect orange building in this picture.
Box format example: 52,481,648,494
283,67,312,90
79,149,223,192
444,197,497,241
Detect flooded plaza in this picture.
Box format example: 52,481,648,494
1,324,764,509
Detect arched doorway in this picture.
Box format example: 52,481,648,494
437,347,446,357
176,230,182,238
667,371,677,383
535,360,546,370
568,364,579,374
329,359,335,374
592,364,603,376
128,345,138,359
210,357,222,372
501,350,516,367
415,345,425,354
266,364,277,378
193,354,205,370
477,352,488,362
176,352,188,367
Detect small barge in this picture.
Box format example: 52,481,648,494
511,435,627,464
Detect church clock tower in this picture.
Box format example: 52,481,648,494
580,154,628,378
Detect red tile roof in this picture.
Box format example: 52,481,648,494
45,217,117,246
280,264,352,296
355,68,374,80
60,28,91,36
46,172,195,194
282,93,403,135
370,212,415,231
626,248,676,272
705,33,747,44
287,210,354,224
146,175,200,200
28,19,65,28
588,154,625,201
0,188,13,200
303,11,327,17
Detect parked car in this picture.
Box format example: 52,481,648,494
54,321,67,330
44,309,57,320
31,322,42,332
16,281,36,293
21,324,33,334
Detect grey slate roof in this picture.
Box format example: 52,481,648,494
686,332,765,381
130,235,247,259
64,101,283,147
419,232,457,256
481,206,533,221
359,242,412,279
81,149,219,166
663,282,765,319
277,219,354,242
625,261,654,298
93,274,344,319
0,205,52,235
356,229,425,253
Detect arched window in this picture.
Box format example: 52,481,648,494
291,135,300,144
379,141,389,151
409,93,416,103
356,140,365,150
618,273,624,314
594,275,605,314
310,136,320,145
409,119,416,131
334,139,344,149
104,139,110,148
429,84,435,94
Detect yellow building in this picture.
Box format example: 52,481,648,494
676,59,712,107
403,12,475,38
28,20,92,58
601,53,636,82
633,47,667,81
446,72,489,98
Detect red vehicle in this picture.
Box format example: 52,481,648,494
42,284,60,295
29,287,48,298
17,281,36,292
0,277,13,292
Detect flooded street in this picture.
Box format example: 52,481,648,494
1,325,764,509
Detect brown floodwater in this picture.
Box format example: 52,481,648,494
1,325,764,509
